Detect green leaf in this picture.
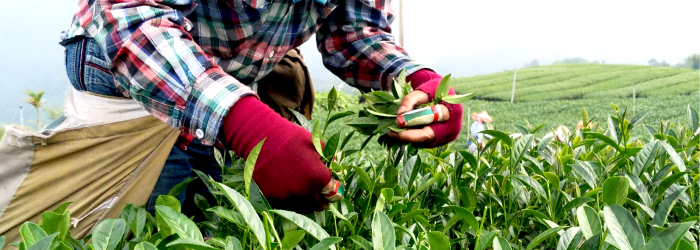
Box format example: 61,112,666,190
327,111,356,127
245,138,265,195
399,155,421,190
225,236,242,250
372,211,395,250
409,174,444,200
309,237,343,250
250,181,272,213
557,227,584,250
492,236,511,250
643,222,695,250
584,132,621,152
395,209,428,225
155,206,202,240
602,176,629,206
40,211,70,241
632,140,660,176
20,223,47,247
323,132,341,160
441,93,474,104
481,130,513,146
281,230,306,250
525,226,568,250
577,206,602,239
214,183,267,248
476,230,497,250
92,219,127,250
353,166,374,191
128,206,147,237
167,177,197,197
312,121,324,157
53,242,72,250
659,141,686,172
156,195,181,213
134,242,158,250
434,74,452,102
604,205,645,250
270,210,333,250
51,202,72,215
26,233,57,250
512,174,546,199
327,87,338,111
652,185,690,228
563,197,595,212
426,231,450,250
0,235,5,250
348,235,372,250
289,108,313,132
580,233,602,250
688,106,699,130
630,109,651,127
207,206,246,227
512,134,534,165
166,238,218,250
625,173,652,207
364,91,396,104
443,206,479,231
657,171,689,196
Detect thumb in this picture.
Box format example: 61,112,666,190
397,91,430,115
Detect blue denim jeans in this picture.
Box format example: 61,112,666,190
62,37,223,216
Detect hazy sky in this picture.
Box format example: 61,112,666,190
0,0,698,123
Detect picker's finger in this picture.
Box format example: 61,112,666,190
397,90,430,115
388,126,436,144
395,104,451,127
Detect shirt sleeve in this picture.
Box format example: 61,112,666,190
316,0,429,91
76,0,255,146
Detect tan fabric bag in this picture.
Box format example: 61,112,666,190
0,90,179,244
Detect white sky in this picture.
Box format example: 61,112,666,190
302,0,699,78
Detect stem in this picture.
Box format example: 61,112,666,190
264,212,282,248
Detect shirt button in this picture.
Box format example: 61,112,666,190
195,129,204,139
269,51,275,58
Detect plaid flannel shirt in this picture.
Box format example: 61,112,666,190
62,0,426,146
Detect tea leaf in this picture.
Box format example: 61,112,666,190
19,223,47,247
214,183,267,248
168,177,197,197
245,138,265,195
271,210,333,250
155,206,203,240
441,93,473,104
156,195,181,213
434,74,452,102
281,230,306,250
426,231,450,250
643,222,695,250
372,211,395,250
166,238,218,250
525,226,567,250
576,206,601,239
652,185,689,228
25,233,57,250
134,242,157,250
603,176,629,206
309,237,343,250
92,219,127,250
493,236,511,250
604,205,645,250
557,227,584,250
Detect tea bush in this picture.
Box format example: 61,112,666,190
3,82,700,250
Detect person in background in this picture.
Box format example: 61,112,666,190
467,111,492,151
59,0,464,215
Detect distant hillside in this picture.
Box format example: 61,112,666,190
452,64,699,102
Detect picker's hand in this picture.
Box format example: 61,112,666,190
221,96,342,214
388,70,463,147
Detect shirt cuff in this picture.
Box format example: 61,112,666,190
181,67,256,146
380,59,431,91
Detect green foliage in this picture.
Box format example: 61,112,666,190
5,87,700,250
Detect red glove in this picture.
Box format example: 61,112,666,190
406,69,463,147
221,96,332,214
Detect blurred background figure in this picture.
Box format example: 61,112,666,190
467,111,493,153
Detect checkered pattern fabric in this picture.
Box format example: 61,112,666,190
62,0,426,146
